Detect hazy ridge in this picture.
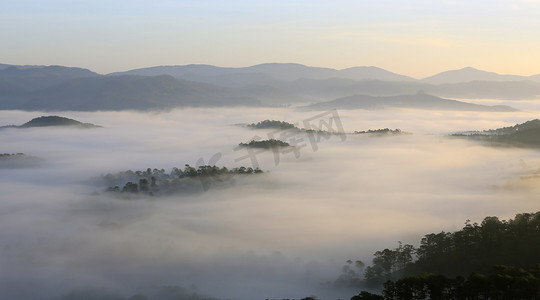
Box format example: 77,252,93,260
299,92,517,112
1,63,540,112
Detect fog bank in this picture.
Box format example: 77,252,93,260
1,107,540,299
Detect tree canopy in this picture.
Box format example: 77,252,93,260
361,212,540,285
247,120,297,130
350,212,540,299
238,139,291,149
101,164,264,197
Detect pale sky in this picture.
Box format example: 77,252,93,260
1,0,540,78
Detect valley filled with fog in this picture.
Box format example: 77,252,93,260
2,105,540,299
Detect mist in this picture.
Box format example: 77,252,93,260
2,106,540,299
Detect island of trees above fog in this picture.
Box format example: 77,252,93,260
0,153,43,168
244,119,330,134
244,120,343,140
246,120,298,130
238,139,291,149
340,211,540,299
1,152,26,157
245,119,410,137
98,164,264,197
2,63,538,111
0,115,100,129
353,128,411,136
452,119,540,147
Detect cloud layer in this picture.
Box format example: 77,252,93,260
1,106,540,299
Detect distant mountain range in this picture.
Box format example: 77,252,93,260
110,63,418,84
12,75,260,111
0,63,539,111
299,92,517,112
111,64,540,84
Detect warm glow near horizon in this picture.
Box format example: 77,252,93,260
1,0,540,78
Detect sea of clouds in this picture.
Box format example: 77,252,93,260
1,105,540,299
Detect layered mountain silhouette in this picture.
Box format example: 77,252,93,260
105,64,540,101
0,63,539,111
113,64,540,85
2,75,261,111
110,63,417,83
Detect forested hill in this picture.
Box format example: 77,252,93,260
453,119,540,147
1,116,100,128
484,119,540,134
342,212,540,299
362,212,540,284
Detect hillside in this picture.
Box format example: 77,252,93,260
1,116,100,129
5,75,261,111
422,67,531,84
348,212,540,299
431,80,540,99
299,92,517,112
452,119,540,147
0,65,99,91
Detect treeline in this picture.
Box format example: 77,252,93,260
101,164,263,197
1,153,26,157
451,119,540,147
362,212,540,284
352,264,540,299
353,129,409,136
246,119,410,138
345,212,540,299
244,119,339,136
482,119,540,135
0,152,42,168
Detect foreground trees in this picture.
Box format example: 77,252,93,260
362,212,540,285
364,243,415,284
350,212,540,299
372,264,540,299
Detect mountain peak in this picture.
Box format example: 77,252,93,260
423,67,524,84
